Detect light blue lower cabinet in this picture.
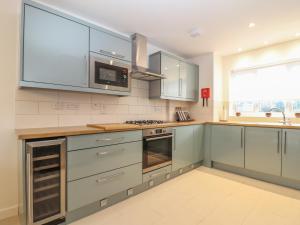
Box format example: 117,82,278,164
193,125,204,164
67,130,142,151
143,166,172,183
245,127,281,176
172,126,194,171
67,141,142,181
211,125,245,168
67,163,142,211
282,129,300,181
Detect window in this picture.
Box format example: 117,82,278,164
229,61,300,117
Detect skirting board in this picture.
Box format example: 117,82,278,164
0,205,18,221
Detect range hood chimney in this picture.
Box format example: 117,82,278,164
131,33,165,81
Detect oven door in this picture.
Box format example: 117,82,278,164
90,53,131,92
143,134,173,173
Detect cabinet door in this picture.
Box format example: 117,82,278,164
180,62,198,100
245,127,281,176
282,129,300,181
23,5,89,87
172,126,194,171
193,125,204,163
161,54,180,98
90,28,131,62
211,125,245,168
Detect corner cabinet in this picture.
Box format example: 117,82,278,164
149,52,199,102
22,5,89,87
211,125,245,168
172,125,203,171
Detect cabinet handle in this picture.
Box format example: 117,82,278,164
26,152,32,225
150,170,166,178
96,172,125,184
173,129,176,151
284,131,287,154
99,49,125,59
96,137,124,142
277,131,280,154
241,128,243,148
96,148,125,158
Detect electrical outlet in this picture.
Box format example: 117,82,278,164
92,103,104,112
127,188,134,196
100,199,108,208
166,173,171,180
179,169,183,174
149,180,154,187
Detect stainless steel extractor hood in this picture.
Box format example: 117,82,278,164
131,33,165,81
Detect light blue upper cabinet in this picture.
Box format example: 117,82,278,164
172,126,194,171
245,127,281,176
180,62,199,100
282,129,300,181
90,28,131,62
161,53,180,98
193,125,204,163
149,52,199,102
23,5,89,87
211,125,245,168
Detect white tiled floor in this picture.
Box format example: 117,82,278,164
71,167,300,225
2,167,300,225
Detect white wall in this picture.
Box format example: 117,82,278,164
0,0,20,220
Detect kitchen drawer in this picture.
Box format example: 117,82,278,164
67,130,142,151
143,165,172,183
68,163,142,211
68,141,142,181
90,28,131,62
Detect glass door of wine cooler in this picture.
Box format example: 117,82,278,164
26,139,66,225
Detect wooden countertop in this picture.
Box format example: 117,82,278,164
16,126,105,140
206,121,300,129
16,121,205,140
18,121,299,140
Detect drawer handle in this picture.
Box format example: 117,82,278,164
96,137,124,142
96,148,125,157
150,171,166,178
96,172,125,184
99,49,125,59
145,135,173,142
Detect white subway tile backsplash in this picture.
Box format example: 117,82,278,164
103,104,129,114
16,115,58,129
58,91,91,103
58,115,92,127
16,89,58,102
15,86,192,128
16,101,39,115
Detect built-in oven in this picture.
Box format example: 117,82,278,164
143,128,173,173
89,52,131,92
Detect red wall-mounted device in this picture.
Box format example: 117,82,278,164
201,88,210,107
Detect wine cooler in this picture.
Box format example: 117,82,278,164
26,139,66,225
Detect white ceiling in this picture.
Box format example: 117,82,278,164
36,0,300,57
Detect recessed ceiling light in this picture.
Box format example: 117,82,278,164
248,23,256,28
188,28,202,38
237,48,243,52
264,41,269,45
296,33,300,37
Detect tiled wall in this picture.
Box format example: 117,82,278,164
15,80,191,129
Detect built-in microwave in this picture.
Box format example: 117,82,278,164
89,53,131,92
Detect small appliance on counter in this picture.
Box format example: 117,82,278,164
175,107,193,122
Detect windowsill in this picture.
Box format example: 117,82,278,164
228,116,300,124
